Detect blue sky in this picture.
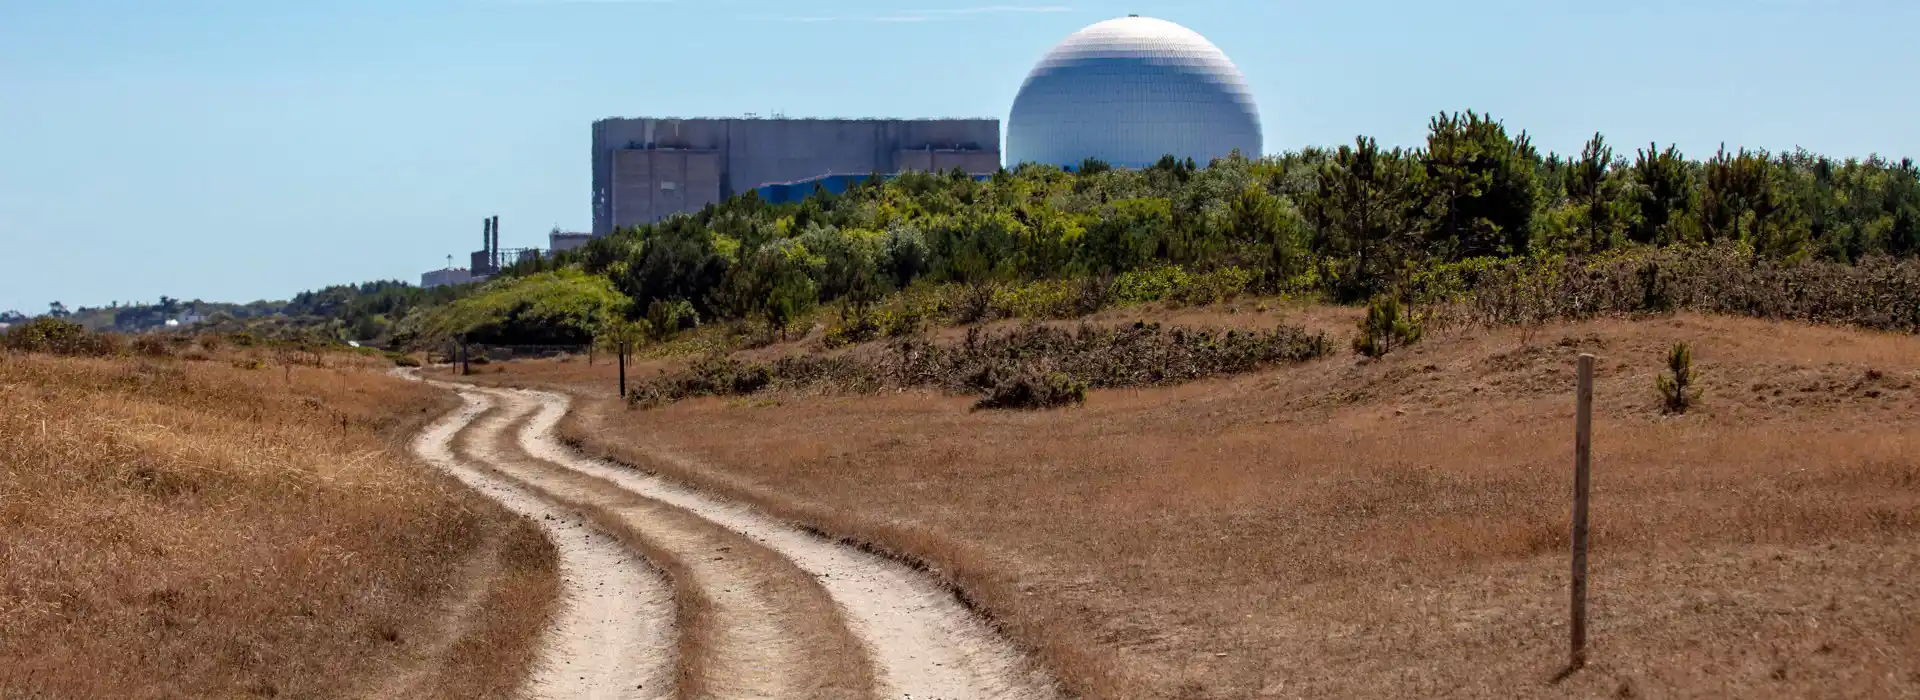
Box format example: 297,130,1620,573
3,0,1917,313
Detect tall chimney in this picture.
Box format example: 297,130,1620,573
482,217,491,256
490,215,501,269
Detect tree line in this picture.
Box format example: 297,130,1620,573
505,110,1918,336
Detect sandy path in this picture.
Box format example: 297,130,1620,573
509,387,1059,700
463,389,869,699
412,389,676,700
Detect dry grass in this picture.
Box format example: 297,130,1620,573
478,308,1920,699
0,350,555,699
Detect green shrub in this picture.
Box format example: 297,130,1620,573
390,353,423,368
1353,295,1423,358
1112,266,1193,305
822,303,884,349
1657,341,1698,413
3,318,121,356
646,299,698,342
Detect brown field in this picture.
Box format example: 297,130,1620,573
0,349,555,699
456,309,1920,699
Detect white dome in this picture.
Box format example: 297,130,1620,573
1008,16,1263,170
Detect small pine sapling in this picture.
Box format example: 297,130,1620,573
1353,294,1423,358
1656,341,1699,413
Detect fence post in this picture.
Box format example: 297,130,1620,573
617,340,627,399
1571,353,1594,668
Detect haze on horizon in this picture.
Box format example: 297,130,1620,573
3,0,1916,314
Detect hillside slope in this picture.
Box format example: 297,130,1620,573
466,310,1920,698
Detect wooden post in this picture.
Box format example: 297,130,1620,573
617,340,628,399
459,341,470,376
1571,353,1594,668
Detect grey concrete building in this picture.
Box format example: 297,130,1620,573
549,229,593,253
591,117,1002,236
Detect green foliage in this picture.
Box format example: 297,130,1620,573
1352,295,1423,358
645,299,698,343
409,269,631,346
1657,341,1699,413
1421,111,1539,259
3,317,122,356
240,115,1920,348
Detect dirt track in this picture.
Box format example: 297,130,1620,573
411,390,675,700
409,374,1056,699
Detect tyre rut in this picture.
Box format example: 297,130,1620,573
461,388,873,700
411,390,675,700
512,387,1060,700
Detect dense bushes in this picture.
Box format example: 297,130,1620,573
399,269,631,347
558,114,1920,345
630,321,1332,408
1419,243,1920,333
2,318,121,356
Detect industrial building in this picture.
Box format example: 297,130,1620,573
421,215,551,289
1009,15,1263,169
590,117,1002,235
420,267,472,289
549,229,592,253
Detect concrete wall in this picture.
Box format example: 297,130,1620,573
421,268,472,289
895,149,1005,174
592,118,1002,235
550,232,593,253
610,149,722,229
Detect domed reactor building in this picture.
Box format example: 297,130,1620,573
1008,15,1263,170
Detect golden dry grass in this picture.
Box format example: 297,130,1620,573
0,350,555,699
480,309,1920,699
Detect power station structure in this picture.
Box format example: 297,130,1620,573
422,216,553,288
1009,15,1262,170
421,15,1264,290
590,117,1002,235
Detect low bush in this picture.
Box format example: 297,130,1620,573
630,320,1332,408
3,318,123,357
1422,243,1920,334
389,353,423,368
1353,295,1423,358
973,364,1087,411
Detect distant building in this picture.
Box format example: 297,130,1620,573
590,117,1003,235
1009,16,1263,169
422,267,472,289
549,230,592,253
752,172,990,205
